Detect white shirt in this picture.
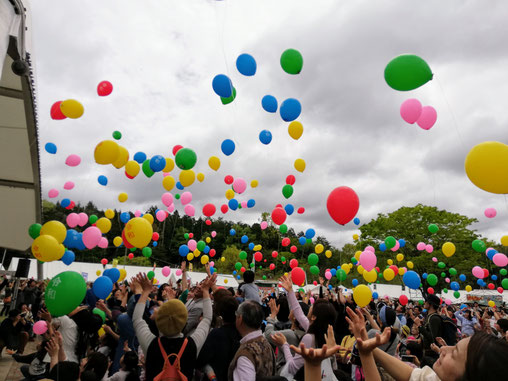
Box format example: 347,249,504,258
409,366,441,381
54,315,79,363
233,330,262,381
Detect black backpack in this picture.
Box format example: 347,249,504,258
440,315,458,346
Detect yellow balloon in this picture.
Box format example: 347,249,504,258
357,265,364,274
352,234,359,241
112,259,118,267
488,300,495,308
407,261,414,269
40,220,67,243
163,158,175,173
98,327,105,337
341,263,350,274
398,267,406,276
143,214,154,225
153,278,158,285
205,237,211,243
383,268,395,281
396,253,404,262
288,121,303,140
355,251,362,261
251,180,258,188
94,140,120,165
60,99,84,119
363,269,377,283
162,175,175,191
201,255,209,264
254,245,262,251
112,145,129,169
442,242,456,257
325,250,332,258
187,253,194,261
284,272,288,277
96,217,112,234
501,235,508,246
221,257,225,262
353,284,372,307
119,269,127,282
197,173,205,182
208,156,221,171
105,209,115,219
465,285,472,292
113,236,123,247
225,189,235,200
224,279,228,284
125,160,140,178
315,244,324,254
349,263,353,269
96,270,101,276
387,259,393,265
179,170,195,187
31,235,65,262
193,249,201,257
294,158,306,173
118,193,128,202
465,141,508,194
123,217,153,249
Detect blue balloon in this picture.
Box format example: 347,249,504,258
230,229,236,236
328,285,333,290
330,268,337,276
233,270,237,275
459,274,466,282
149,155,166,172
298,237,307,245
61,198,71,208
133,152,147,164
261,95,278,113
353,217,360,225
61,250,75,265
210,266,215,274
204,245,210,254
247,199,255,208
93,276,114,299
236,54,257,76
228,199,239,210
75,233,86,251
105,268,120,283
179,245,190,257
450,281,460,291
212,74,233,98
259,130,272,145
379,243,386,251
284,204,294,215
305,228,315,239
372,292,379,299
153,241,158,247
237,275,241,280
241,235,249,244
279,98,301,122
63,229,78,248
491,275,498,281
120,212,131,223
403,270,421,290
248,243,255,250
398,239,406,248
486,248,497,260
98,175,108,186
477,279,484,286
45,142,57,154
176,182,184,190
460,304,468,310
221,139,235,156
352,279,359,287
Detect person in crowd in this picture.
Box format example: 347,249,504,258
0,309,29,354
239,270,261,304
105,341,140,381
414,294,442,364
183,273,205,336
1,284,13,316
454,308,477,337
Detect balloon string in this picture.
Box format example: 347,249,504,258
435,78,466,148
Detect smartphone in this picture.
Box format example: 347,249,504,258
401,355,415,363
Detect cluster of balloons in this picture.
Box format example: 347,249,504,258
50,99,84,120
400,99,437,130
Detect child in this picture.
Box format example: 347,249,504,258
106,341,139,381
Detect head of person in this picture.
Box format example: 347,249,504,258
395,304,405,314
8,309,20,320
400,325,410,339
155,299,188,336
20,303,28,312
425,294,440,311
49,361,80,381
120,350,139,372
157,283,170,301
236,300,264,336
243,270,255,284
406,341,423,362
27,279,36,288
276,296,290,322
432,331,508,381
464,309,473,320
306,299,337,348
80,352,108,380
216,295,239,324
227,287,235,297
495,318,508,335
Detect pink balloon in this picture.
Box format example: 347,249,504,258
66,213,80,228
167,204,175,213
184,204,195,217
33,320,48,335
444,299,452,306
232,178,247,194
260,221,268,230
425,244,434,253
78,212,88,227
187,239,197,251
391,241,400,252
163,172,171,177
360,251,377,272
310,297,315,305
472,266,485,279
175,269,182,276
493,253,508,267
162,266,171,277
209,261,214,267
211,231,217,238
48,188,59,198
98,237,108,249
65,154,81,167
416,106,437,130
156,210,166,222
365,246,375,253
484,208,497,218
416,242,426,251
63,181,75,190
432,257,438,262
161,193,173,207
180,192,192,205
400,98,423,124
241,201,248,208
325,271,332,280
83,226,102,249
445,277,450,283
134,210,142,217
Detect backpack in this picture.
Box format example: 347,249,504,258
154,338,188,381
440,315,458,346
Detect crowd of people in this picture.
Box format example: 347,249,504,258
0,264,507,381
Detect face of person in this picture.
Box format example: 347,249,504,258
433,337,470,381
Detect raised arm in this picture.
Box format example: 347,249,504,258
181,261,188,292
191,274,216,354
279,274,309,331
132,274,156,355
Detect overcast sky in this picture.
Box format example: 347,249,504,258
29,0,508,248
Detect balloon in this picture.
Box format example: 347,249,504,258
28,223,42,239
31,234,65,262
288,121,303,140
233,178,247,194
442,242,456,257
399,295,408,306
294,158,306,172
259,130,272,145
45,142,57,154
464,141,508,194
62,181,74,191
179,170,195,187
65,154,81,167
501,236,508,246
111,145,129,169
484,208,497,218
403,271,421,290
221,87,237,105
60,99,84,119
94,140,119,165
291,267,306,285
96,218,112,234
212,74,233,97
33,320,48,335
161,193,173,207
425,245,434,253
142,160,155,178
290,259,299,269
118,192,128,203
203,203,216,217
224,175,234,185
384,54,432,91
111,130,122,141
208,156,221,171
282,184,294,199
45,271,87,317
197,173,205,182
50,101,66,120
221,139,235,156
472,240,486,253
426,273,438,286
123,217,153,248
93,276,113,299
261,95,278,113
149,155,166,172
280,98,302,122
400,98,422,124
220,204,229,214
180,191,192,205
162,175,175,191
383,268,395,281
236,53,257,76
175,148,197,170
48,188,58,198
286,175,296,186
271,207,287,225
40,220,67,243
156,210,166,222
326,186,360,225
184,204,195,217
284,204,294,215
353,285,372,307
228,199,239,211
360,251,377,272
428,224,439,234
97,175,108,186
280,49,303,75
97,80,113,96
417,106,437,130
493,253,508,267
315,244,324,254
251,180,258,188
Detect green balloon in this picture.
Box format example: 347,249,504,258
130,248,136,252
249,262,255,268
385,236,396,249
453,291,460,299
441,272,446,278
502,278,508,290
184,233,189,239
306,238,312,244
427,273,438,286
262,275,267,280
142,247,152,258
147,270,155,280
351,257,358,264
443,288,448,293
472,239,486,253
175,148,197,170
93,308,106,323
279,224,288,234
310,265,319,275
428,224,439,234
28,223,42,239
112,130,122,140
197,241,206,251
336,269,347,281
308,253,319,266
89,215,98,224
239,251,247,260
449,268,457,276
500,269,508,276
281,256,286,262
280,49,303,75
221,87,236,105
418,300,424,306
438,262,446,269
384,54,432,91
235,262,242,270
282,184,294,199
45,271,86,317
378,272,383,279
175,194,181,200
142,160,154,178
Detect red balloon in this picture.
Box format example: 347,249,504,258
483,269,490,278
313,281,318,286
291,267,306,285
221,204,229,214
389,265,398,274
101,258,108,265
286,175,296,185
128,253,134,259
276,204,283,208
297,207,305,214
202,203,216,217
375,266,380,273
240,267,246,273
271,207,287,226
152,232,160,241
326,186,360,225
290,245,297,253
122,229,134,249
264,259,267,262
50,101,66,120
399,294,408,306
498,287,504,294
172,145,183,156
282,237,290,247
97,81,113,96
65,201,75,210
289,259,298,269
272,251,278,258
282,261,286,264
125,171,134,179
209,249,216,257
224,175,234,185
487,283,495,290
205,219,212,226
188,233,194,238
427,287,434,295
269,263,275,270
254,252,263,261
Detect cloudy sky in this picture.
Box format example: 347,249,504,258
29,0,508,247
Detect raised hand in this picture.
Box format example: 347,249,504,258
45,338,59,358
136,273,153,294
324,324,337,348
271,332,287,346
181,261,187,272
345,307,368,341
290,343,343,365
268,298,280,319
278,274,293,292
356,327,391,354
